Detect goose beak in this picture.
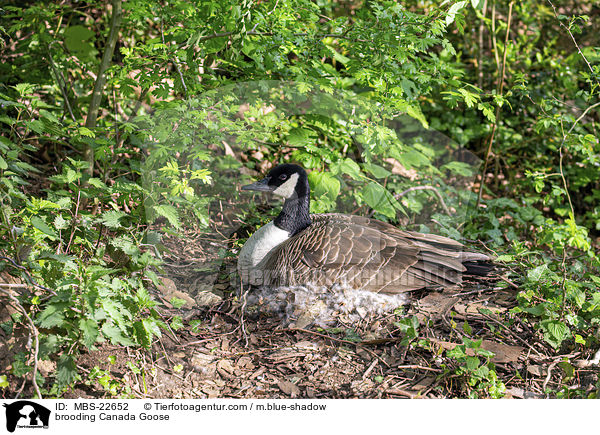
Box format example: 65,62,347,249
241,177,274,192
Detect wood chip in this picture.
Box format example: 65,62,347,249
277,380,301,397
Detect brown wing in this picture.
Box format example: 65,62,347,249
259,214,489,294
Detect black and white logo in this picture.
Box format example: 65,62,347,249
3,401,51,433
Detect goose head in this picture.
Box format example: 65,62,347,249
241,164,311,236
241,164,310,199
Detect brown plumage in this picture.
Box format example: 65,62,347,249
238,164,492,294
258,213,489,294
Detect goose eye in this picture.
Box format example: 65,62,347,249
278,174,288,181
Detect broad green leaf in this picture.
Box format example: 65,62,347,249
57,354,78,387
153,204,181,228
79,318,99,348
53,215,69,230
308,171,340,202
88,178,108,189
38,303,67,328
441,161,473,177
101,323,135,346
101,210,127,229
363,163,391,179
446,1,468,25
339,158,362,180
360,182,396,219
527,264,548,282
31,216,57,239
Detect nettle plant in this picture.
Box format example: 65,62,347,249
443,337,507,399
0,89,165,393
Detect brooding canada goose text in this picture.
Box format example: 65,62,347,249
238,164,492,294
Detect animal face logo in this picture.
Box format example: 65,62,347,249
3,401,51,433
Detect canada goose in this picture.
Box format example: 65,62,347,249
238,164,492,294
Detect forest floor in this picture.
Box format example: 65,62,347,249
2,227,598,399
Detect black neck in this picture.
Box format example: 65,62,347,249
274,176,311,236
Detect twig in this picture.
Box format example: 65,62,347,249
542,361,558,394
546,0,596,80
160,16,188,98
396,365,442,373
0,256,56,296
395,186,452,215
46,42,77,122
480,312,543,357
238,281,250,347
83,0,123,177
477,1,513,208
362,358,378,379
498,274,519,289
0,287,42,398
477,0,488,89
385,388,417,398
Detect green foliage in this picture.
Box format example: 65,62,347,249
0,0,598,398
443,338,506,399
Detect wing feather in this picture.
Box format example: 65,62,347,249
255,213,490,294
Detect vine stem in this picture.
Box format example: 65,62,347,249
558,101,600,218
0,287,42,398
477,1,513,208
83,0,123,178
546,0,596,80
395,186,452,216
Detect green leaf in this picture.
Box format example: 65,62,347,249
471,0,485,10
101,323,135,346
527,264,548,282
441,161,473,177
0,155,7,170
170,316,184,331
363,163,391,179
153,204,181,228
447,345,466,359
77,126,95,137
465,356,480,371
64,25,95,53
53,215,69,230
38,303,67,328
339,158,362,180
101,210,127,229
360,182,397,219
446,1,468,25
397,149,430,169
308,171,341,202
79,318,99,348
57,354,78,387
170,297,187,309
88,178,108,189
541,320,570,349
31,216,57,239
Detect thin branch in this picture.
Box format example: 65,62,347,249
556,101,600,218
477,1,513,208
46,42,77,122
160,17,188,98
83,0,123,177
0,256,57,296
0,287,41,398
395,186,452,215
546,0,596,80
477,0,488,89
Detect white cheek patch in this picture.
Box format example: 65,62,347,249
272,173,299,198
